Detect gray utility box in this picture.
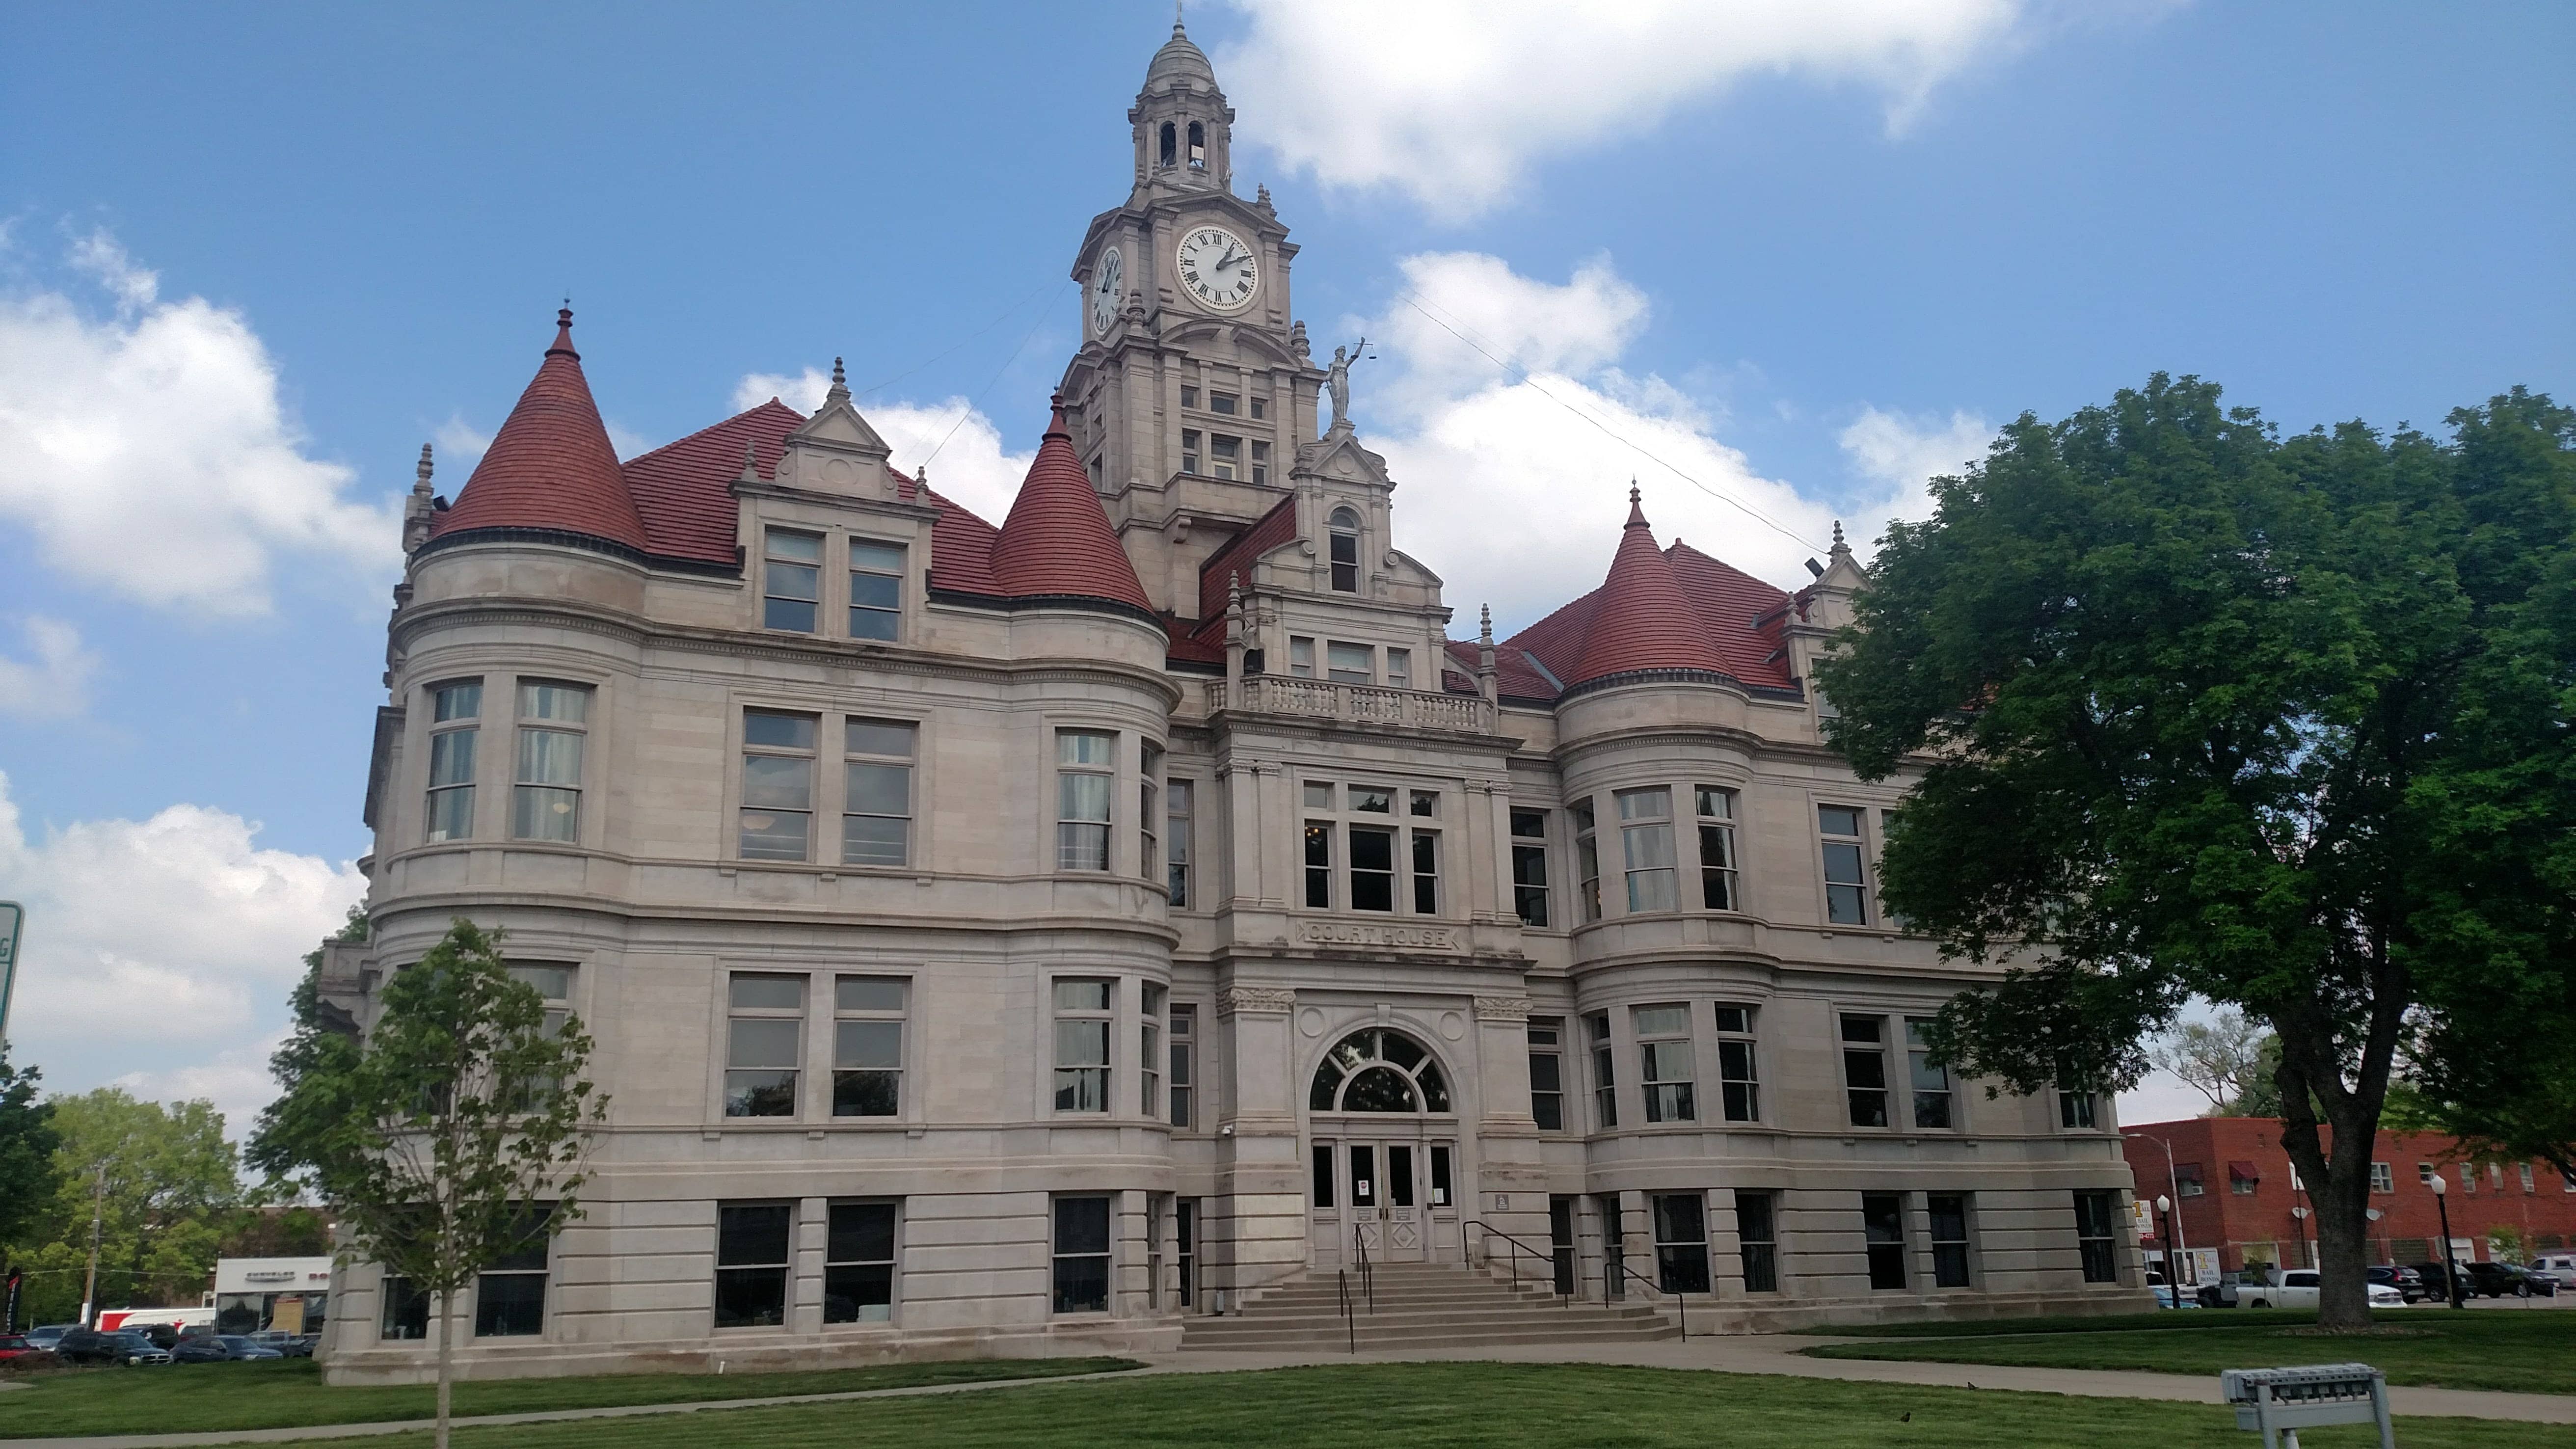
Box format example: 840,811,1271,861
2219,1363,2394,1449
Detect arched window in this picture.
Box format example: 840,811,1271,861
1187,121,1207,170
1310,1028,1451,1112
1159,122,1177,168
1328,507,1362,592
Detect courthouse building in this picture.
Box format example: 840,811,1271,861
314,20,2148,1381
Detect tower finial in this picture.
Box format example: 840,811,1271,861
1623,480,1648,528
1175,0,1185,35
1831,519,1848,550
1478,603,1493,646
414,443,434,495
738,439,760,484
827,356,850,401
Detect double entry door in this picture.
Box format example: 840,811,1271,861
1310,1133,1459,1268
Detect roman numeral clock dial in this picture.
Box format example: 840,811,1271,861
1089,246,1124,336
1176,225,1258,312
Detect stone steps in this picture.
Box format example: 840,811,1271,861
1181,1263,1678,1352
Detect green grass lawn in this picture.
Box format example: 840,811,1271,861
173,1364,2574,1449
0,1355,1138,1439
1799,1307,2576,1395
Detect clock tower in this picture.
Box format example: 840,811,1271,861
1059,15,1327,617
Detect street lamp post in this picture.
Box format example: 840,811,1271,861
2155,1194,2177,1300
2430,1171,2464,1309
2123,1131,2195,1289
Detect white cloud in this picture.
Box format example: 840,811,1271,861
732,369,1033,526
433,413,491,466
0,231,402,615
0,770,367,1133
0,616,101,720
1838,404,1994,524
1218,0,2029,217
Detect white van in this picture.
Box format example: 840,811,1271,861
2529,1254,2576,1289
2238,1269,2407,1310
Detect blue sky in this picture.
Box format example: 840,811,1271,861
1,0,2568,1128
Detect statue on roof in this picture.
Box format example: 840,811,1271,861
1325,338,1368,435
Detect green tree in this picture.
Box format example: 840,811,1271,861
1819,377,2576,1329
2148,1010,2272,1115
0,1052,62,1327
22,1089,239,1324
246,905,369,1190
265,919,604,1449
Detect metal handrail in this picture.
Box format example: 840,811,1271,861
1464,1218,1572,1304
1335,1269,1356,1354
1350,1221,1374,1314
1605,1251,1690,1339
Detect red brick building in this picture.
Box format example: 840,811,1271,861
2121,1117,2576,1279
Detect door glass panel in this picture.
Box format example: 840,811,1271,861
1430,1145,1452,1207
1350,1146,1376,1208
1312,1145,1335,1208
1388,1145,1416,1207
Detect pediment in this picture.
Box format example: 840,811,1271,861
786,397,890,458
1294,429,1391,487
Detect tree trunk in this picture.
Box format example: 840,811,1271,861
2276,1029,2391,1330
435,1288,453,1449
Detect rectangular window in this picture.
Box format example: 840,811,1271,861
848,539,904,641
1326,641,1372,684
1209,391,1237,415
1820,805,1870,925
2073,1191,2120,1284
1715,1005,1759,1122
1431,1145,1452,1207
1653,1193,1711,1293
511,681,590,842
1056,729,1113,871
1140,742,1162,885
1329,529,1359,592
1303,818,1333,908
2522,1162,2537,1193
1052,979,1112,1113
1386,648,1411,690
1736,1190,1779,1293
1349,825,1396,911
824,1202,896,1323
1168,1004,1195,1128
1573,799,1602,923
1288,636,1315,678
1181,429,1200,475
2176,1164,2205,1197
843,719,915,867
1141,983,1165,1116
508,964,573,1102
1410,830,1439,914
832,975,905,1117
1528,1019,1564,1131
2059,1090,2097,1129
1181,386,1198,409
1842,1014,1889,1127
474,1204,552,1337
1862,1192,1908,1290
1617,788,1677,912
1928,1195,1972,1288
739,710,817,862
2370,1161,2394,1193
1177,1198,1197,1307
1052,1197,1111,1313
1634,1004,1695,1123
1906,1018,1954,1129
715,1202,792,1328
1695,786,1739,911
1349,783,1392,813
2418,1161,2435,1185
380,1276,430,1340
725,972,805,1118
1312,1144,1335,1208
1250,397,1266,420
426,681,480,842
1209,433,1240,480
1250,439,1269,485
1585,1011,1617,1128
1166,780,1193,907
763,528,821,632
1510,809,1552,927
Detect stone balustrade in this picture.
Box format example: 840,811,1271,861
1205,675,1495,733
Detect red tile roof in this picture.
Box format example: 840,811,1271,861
1666,541,1796,689
986,398,1152,611
1564,491,1725,685
432,310,647,551
1196,494,1297,623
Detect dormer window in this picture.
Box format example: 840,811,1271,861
1187,122,1206,169
1159,122,1176,168
1328,507,1361,592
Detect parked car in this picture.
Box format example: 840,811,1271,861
51,1328,168,1366
2366,1264,2428,1303
103,1332,172,1366
0,1335,35,1362
2528,1254,2576,1289
2151,1283,2203,1309
2464,1261,2558,1298
215,1335,285,1361
22,1325,75,1351
2237,1268,2407,1310
242,1331,314,1359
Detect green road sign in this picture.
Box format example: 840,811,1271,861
0,901,20,1049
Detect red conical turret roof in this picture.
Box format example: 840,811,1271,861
1565,487,1725,686
433,309,648,552
986,397,1153,611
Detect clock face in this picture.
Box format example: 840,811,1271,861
1176,225,1258,311
1089,247,1124,336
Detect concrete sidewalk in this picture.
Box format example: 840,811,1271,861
13,1334,2576,1448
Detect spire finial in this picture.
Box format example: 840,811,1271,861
547,305,578,359
1831,519,1848,551
1175,0,1186,35
1623,480,1648,528
826,356,850,401
1478,603,1494,645
414,443,434,495
738,439,760,483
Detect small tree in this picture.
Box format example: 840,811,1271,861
269,919,604,1449
0,1053,61,1330
2149,1010,2274,1116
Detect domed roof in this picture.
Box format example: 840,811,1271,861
1144,17,1216,89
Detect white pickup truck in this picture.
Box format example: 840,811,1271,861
2237,1268,2407,1310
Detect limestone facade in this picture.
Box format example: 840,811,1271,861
313,19,2149,1384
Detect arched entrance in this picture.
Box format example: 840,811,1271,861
1307,1027,1461,1267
